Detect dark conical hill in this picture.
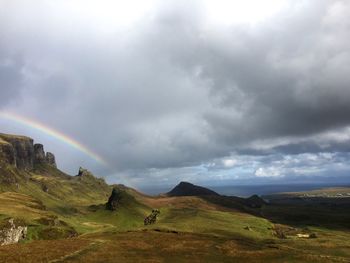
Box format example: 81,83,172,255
167,181,220,197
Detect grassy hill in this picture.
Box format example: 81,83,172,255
0,135,350,262
0,162,151,239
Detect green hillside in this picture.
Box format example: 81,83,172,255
0,163,151,240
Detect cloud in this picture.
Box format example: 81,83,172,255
223,159,237,168
0,0,350,186
255,167,282,178
0,54,24,107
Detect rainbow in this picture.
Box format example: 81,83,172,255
0,111,107,166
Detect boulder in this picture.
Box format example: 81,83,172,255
0,218,27,246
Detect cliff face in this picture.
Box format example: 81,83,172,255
0,134,34,170
0,139,16,166
0,133,57,170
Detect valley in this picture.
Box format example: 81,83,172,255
0,133,350,262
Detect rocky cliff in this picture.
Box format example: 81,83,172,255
0,133,34,170
0,133,57,170
0,138,16,166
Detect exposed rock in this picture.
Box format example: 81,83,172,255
77,167,89,177
0,133,58,170
34,144,46,164
76,167,96,181
167,181,220,197
0,140,16,166
0,133,34,170
106,188,121,211
46,152,57,168
144,209,160,225
0,218,27,246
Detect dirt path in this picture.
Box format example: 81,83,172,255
49,240,105,263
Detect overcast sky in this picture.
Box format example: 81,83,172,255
1,0,350,188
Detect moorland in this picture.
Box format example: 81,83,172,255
0,132,350,263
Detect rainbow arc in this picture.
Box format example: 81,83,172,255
0,111,107,166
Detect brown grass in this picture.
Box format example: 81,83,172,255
0,238,91,263
0,192,50,220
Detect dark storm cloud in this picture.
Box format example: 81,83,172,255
1,0,350,185
193,1,350,144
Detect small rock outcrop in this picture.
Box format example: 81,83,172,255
167,181,220,197
45,152,56,168
144,209,160,225
0,218,27,246
77,167,90,177
76,167,96,181
0,133,57,170
106,188,121,211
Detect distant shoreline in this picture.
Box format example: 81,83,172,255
139,183,350,197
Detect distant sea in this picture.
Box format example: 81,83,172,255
139,183,350,197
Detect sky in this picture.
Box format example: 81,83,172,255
0,0,350,188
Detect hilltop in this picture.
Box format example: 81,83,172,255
167,181,220,196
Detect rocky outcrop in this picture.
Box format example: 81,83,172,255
106,188,121,211
76,167,96,181
77,167,90,177
0,218,27,246
0,133,57,170
167,181,220,197
144,209,160,225
46,152,56,168
34,144,46,164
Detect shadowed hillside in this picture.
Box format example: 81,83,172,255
167,181,220,196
